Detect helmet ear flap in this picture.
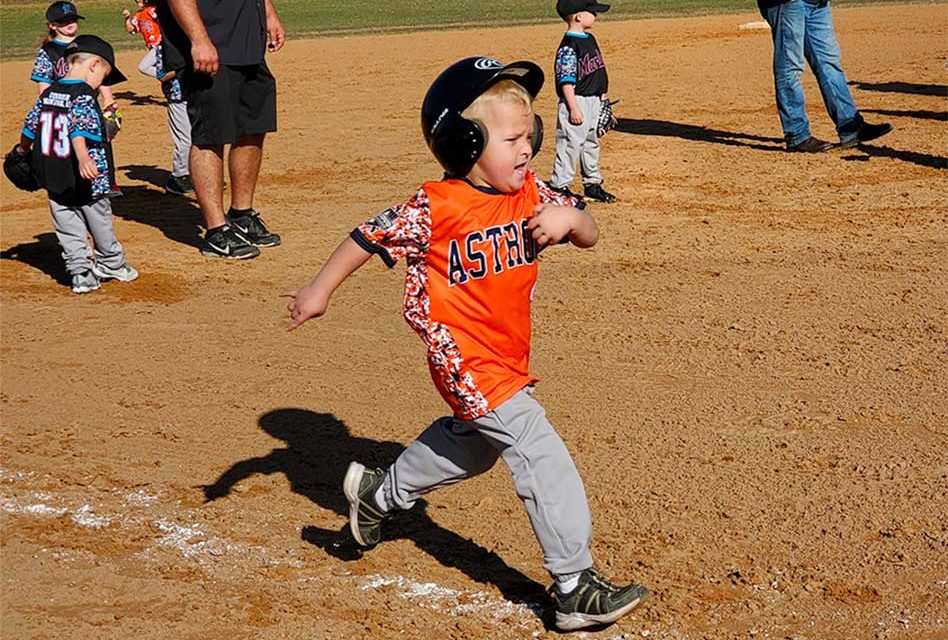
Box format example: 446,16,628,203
429,113,487,177
429,112,541,175
531,114,544,157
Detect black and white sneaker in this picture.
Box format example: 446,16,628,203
200,224,261,259
165,175,194,195
550,184,585,201
551,568,648,631
226,209,281,247
343,462,389,547
583,183,617,203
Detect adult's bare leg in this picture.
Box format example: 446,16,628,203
228,133,265,211
190,143,226,230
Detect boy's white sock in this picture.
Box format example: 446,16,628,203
555,571,581,594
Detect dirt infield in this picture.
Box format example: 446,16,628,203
2,4,946,639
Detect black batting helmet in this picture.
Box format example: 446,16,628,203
421,57,545,176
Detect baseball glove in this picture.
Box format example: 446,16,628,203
103,108,123,141
596,98,619,138
3,144,39,192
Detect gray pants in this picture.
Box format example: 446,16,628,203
167,101,191,178
138,47,158,78
550,95,603,189
383,387,594,576
49,197,125,275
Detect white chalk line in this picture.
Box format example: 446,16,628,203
0,466,570,632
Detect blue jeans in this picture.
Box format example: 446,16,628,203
762,0,863,146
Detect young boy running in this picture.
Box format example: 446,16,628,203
286,56,647,632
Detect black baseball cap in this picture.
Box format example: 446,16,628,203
556,0,611,19
46,1,84,23
65,35,127,85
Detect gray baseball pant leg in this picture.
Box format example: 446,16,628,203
578,96,603,186
138,47,158,78
50,198,126,274
550,95,603,189
50,199,94,275
167,101,192,178
384,388,594,576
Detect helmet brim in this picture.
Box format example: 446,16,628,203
486,61,544,100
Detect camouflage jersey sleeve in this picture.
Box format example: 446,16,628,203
533,174,586,209
350,186,432,267
30,48,54,84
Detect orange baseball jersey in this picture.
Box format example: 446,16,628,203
352,171,583,420
135,7,161,47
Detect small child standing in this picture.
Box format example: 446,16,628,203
31,2,119,119
286,56,647,632
153,42,193,195
18,35,138,294
121,0,161,78
550,0,617,203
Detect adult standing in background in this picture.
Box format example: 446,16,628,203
758,0,891,153
157,0,285,259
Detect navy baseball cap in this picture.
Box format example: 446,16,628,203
556,0,611,18
46,1,84,23
65,35,127,85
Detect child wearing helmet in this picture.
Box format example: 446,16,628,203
285,56,647,632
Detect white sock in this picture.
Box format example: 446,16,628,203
555,572,581,594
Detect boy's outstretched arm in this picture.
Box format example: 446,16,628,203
285,237,372,331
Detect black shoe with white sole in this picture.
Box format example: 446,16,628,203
343,462,389,547
226,209,281,247
551,568,648,631
201,224,261,259
583,183,617,203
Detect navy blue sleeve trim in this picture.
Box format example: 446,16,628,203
350,228,396,268
576,200,586,210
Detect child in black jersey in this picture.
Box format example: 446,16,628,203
549,0,617,203
18,36,138,294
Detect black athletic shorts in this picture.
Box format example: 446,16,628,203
182,62,277,146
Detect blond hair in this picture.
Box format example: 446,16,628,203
65,51,98,66
462,80,533,121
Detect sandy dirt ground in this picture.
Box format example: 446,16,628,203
2,4,946,639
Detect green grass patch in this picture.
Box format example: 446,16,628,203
0,0,922,61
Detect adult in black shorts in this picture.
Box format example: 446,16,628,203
158,0,285,259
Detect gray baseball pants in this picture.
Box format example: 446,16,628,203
550,94,603,189
138,47,158,78
382,387,594,576
49,197,126,275
167,101,191,178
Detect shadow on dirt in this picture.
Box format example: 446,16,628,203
112,89,165,107
848,80,948,97
202,408,551,625
841,144,947,170
861,107,947,122
0,232,68,284
112,170,205,249
615,117,785,151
